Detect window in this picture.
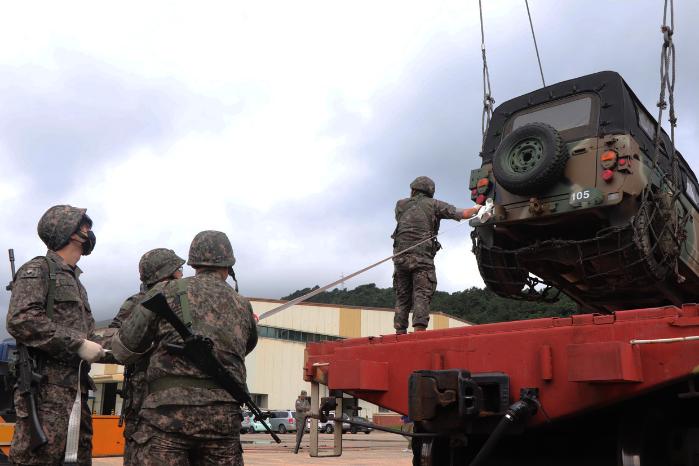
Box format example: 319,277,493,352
637,105,656,138
686,180,699,207
257,325,343,344
512,96,593,133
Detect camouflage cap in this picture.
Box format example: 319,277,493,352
410,176,435,197
139,248,186,286
37,205,90,251
188,230,236,268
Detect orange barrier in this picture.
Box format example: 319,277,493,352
0,415,125,458
92,415,125,457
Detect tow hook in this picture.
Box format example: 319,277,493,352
529,197,544,215
469,388,541,466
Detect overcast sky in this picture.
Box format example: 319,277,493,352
0,1,698,331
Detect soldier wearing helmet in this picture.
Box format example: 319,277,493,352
294,389,311,447
392,177,482,334
112,231,258,465
6,205,105,465
109,248,185,466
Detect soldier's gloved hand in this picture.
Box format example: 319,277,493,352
463,205,483,219
77,339,106,363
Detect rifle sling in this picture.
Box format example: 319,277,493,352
176,279,193,326
40,256,57,320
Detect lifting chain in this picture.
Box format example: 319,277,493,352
652,0,678,178
645,0,686,284
478,0,495,149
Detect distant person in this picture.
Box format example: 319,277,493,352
392,177,482,334
109,248,185,466
295,389,311,446
112,230,257,465
400,414,414,451
6,205,105,465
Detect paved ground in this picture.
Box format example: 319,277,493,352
93,432,413,465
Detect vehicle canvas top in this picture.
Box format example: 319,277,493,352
480,70,695,184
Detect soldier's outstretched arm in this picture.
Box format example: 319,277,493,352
433,199,469,221
7,262,85,354
111,303,158,365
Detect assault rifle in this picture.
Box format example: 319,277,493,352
116,365,131,427
141,292,281,443
6,249,49,450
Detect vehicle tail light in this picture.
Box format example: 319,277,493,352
600,150,617,162
477,178,490,189
476,194,487,205
289,418,294,423
601,169,614,182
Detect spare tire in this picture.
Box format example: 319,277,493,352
492,122,568,195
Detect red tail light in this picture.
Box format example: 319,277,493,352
289,418,294,423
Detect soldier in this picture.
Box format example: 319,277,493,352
109,248,185,466
6,205,105,465
111,230,258,465
294,389,310,447
392,177,482,334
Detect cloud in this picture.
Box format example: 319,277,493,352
2,0,699,338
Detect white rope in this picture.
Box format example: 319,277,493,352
631,335,699,345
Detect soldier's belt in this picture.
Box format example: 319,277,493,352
148,376,221,393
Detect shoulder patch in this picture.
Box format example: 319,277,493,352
17,267,42,279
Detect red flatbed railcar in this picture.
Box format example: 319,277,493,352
303,304,699,465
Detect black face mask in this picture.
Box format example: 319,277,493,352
76,231,96,256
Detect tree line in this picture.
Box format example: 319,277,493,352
281,283,578,324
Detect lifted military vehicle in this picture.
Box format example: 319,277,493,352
469,71,698,312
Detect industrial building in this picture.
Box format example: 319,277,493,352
89,299,470,420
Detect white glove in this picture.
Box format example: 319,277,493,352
475,198,495,223
77,339,106,363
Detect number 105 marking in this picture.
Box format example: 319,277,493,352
570,190,591,202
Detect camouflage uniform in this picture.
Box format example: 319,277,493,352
109,249,185,466
6,205,97,465
112,231,257,466
294,391,310,446
392,177,463,332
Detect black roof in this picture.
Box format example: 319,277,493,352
481,70,695,183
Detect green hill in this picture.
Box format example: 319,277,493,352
281,284,578,324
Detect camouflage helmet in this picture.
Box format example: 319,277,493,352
410,176,435,197
37,205,92,251
188,230,236,268
139,248,185,286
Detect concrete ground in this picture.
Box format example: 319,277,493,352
93,431,413,465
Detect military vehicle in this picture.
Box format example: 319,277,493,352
468,70,698,312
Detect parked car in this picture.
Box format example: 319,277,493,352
308,413,350,434
241,411,252,434
348,415,372,434
250,410,298,434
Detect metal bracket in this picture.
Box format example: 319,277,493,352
309,381,343,457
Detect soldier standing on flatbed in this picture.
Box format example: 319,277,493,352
6,205,106,465
392,177,481,334
109,248,185,466
111,230,258,465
